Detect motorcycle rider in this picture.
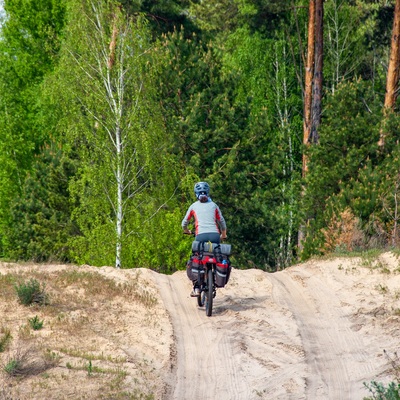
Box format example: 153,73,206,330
182,181,227,296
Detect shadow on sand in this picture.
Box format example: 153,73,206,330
203,294,270,315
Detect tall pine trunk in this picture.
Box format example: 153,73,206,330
302,0,315,178
299,0,316,251
378,0,400,147
310,0,324,145
299,0,324,253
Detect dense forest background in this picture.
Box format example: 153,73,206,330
0,0,399,272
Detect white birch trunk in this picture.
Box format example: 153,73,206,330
116,125,122,268
274,43,295,269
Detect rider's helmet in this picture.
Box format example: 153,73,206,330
194,181,210,202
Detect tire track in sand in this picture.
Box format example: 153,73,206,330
154,264,392,400
155,271,259,399
269,267,376,400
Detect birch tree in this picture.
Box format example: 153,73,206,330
272,39,300,269
324,0,364,94
63,0,165,268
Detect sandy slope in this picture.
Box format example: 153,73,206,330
1,252,400,400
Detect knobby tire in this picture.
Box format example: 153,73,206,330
206,268,213,317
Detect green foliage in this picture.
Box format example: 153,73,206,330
120,0,199,35
157,22,304,269
28,316,44,331
364,381,400,400
323,0,387,92
343,149,400,247
54,0,182,267
161,28,296,265
2,0,66,77
0,0,399,269
3,359,21,376
14,279,48,306
122,170,201,272
188,0,295,37
0,0,67,257
215,30,303,268
6,146,77,261
67,184,116,266
302,79,383,257
302,80,400,258
87,360,93,376
123,207,189,272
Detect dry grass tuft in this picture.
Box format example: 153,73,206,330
0,328,12,353
0,274,16,299
2,346,59,378
0,385,14,400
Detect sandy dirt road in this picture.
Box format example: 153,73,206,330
1,253,399,400
154,253,400,400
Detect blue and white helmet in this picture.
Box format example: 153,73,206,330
194,181,210,198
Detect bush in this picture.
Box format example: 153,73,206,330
364,351,400,399
364,381,400,400
28,316,44,330
321,207,365,253
14,279,49,306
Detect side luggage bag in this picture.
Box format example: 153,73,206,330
215,258,232,288
186,256,204,283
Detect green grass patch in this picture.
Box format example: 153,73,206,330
28,315,44,330
3,358,21,376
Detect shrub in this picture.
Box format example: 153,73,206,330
364,351,400,399
321,207,365,253
363,380,400,399
28,316,44,331
14,279,49,306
